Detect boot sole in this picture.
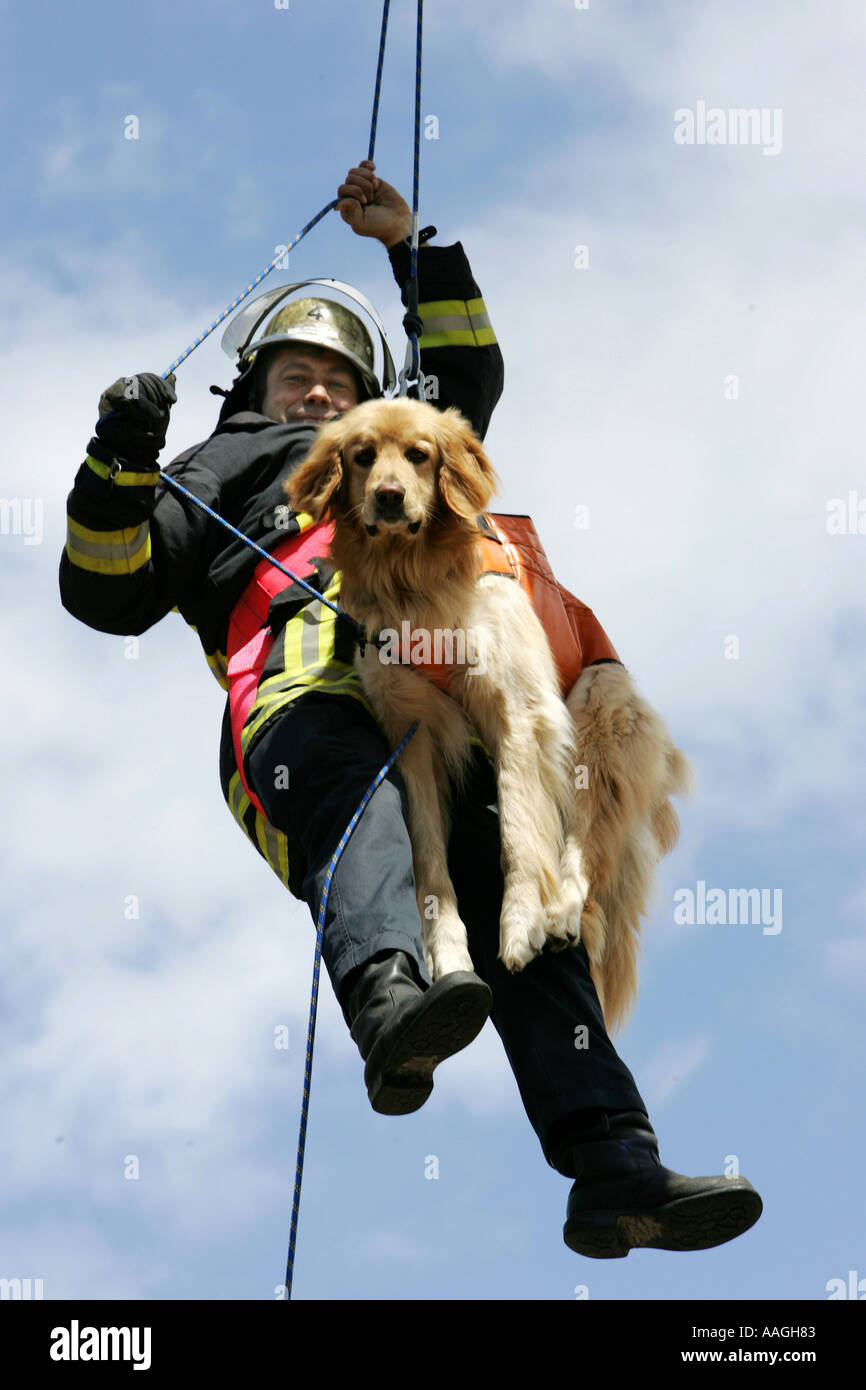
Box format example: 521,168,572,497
365,973,492,1116
564,1184,763,1258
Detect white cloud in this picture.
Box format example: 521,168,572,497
430,0,866,148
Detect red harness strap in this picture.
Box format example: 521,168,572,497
225,513,619,812
226,521,334,815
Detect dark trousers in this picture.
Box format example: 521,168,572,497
246,693,649,1170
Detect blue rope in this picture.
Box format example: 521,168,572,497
157,471,377,650
162,201,337,379
399,0,424,398
283,719,418,1301
368,0,391,161
160,0,393,382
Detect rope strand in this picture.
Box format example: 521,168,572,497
160,0,394,383
161,200,337,381
368,0,391,161
157,471,376,650
399,0,424,398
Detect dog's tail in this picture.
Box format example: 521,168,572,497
565,663,693,1036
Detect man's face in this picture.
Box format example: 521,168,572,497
259,345,361,424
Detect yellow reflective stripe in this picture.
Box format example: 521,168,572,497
242,660,372,752
65,516,151,574
240,570,362,747
229,767,250,824
245,680,376,755
226,769,292,888
310,571,341,666
86,455,160,487
237,563,378,760
171,609,229,691
419,297,489,320
255,812,290,881
67,515,149,548
206,650,229,691
419,327,497,348
417,296,496,349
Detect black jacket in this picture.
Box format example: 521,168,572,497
60,239,504,815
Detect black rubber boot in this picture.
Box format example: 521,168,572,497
341,950,492,1116
559,1111,763,1258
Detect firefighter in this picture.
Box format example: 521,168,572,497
59,160,762,1258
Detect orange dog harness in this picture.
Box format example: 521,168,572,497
393,513,620,694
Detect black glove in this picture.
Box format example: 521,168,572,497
89,372,177,469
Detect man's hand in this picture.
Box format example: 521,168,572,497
91,372,177,468
336,160,412,248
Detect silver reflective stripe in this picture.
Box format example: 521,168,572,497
66,520,149,561
301,600,324,668
422,309,492,334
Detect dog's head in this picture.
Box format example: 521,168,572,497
285,397,498,541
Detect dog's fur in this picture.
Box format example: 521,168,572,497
287,398,691,1034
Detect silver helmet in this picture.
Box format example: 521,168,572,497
220,278,398,403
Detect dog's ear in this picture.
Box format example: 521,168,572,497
285,419,345,521
434,407,499,520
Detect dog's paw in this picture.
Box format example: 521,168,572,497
545,875,590,947
499,892,548,973
424,924,475,982
426,947,476,981
544,841,590,948
499,935,540,973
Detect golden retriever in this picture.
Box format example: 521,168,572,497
286,398,691,1034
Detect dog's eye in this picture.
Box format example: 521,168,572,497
405,448,428,466
353,447,376,468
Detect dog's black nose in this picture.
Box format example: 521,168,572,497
373,485,406,520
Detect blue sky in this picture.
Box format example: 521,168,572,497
2,0,865,1302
